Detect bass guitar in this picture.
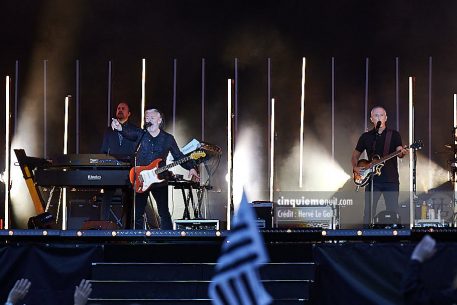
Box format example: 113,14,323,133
353,140,422,187
129,151,206,193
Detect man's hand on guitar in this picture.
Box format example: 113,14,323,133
353,166,364,175
397,146,409,158
189,168,200,182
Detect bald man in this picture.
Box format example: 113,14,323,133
351,106,408,226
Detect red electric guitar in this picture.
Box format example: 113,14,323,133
129,151,206,193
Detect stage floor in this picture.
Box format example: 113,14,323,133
0,227,451,244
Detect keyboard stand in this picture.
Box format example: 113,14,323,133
169,180,201,220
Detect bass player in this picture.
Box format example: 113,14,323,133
351,106,408,226
112,108,199,229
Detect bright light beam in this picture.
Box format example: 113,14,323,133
299,58,306,188
4,76,11,229
399,153,448,194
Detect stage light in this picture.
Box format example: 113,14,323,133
357,230,363,236
180,231,187,237
227,79,233,229
76,231,82,237
61,95,70,230
299,58,306,188
215,231,221,237
392,230,398,236
141,58,146,127
146,231,151,237
454,94,457,214
4,76,11,229
409,76,414,228
321,230,327,236
269,98,275,201
111,231,117,237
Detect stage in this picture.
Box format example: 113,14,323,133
0,228,456,305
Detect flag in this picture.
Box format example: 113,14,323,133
209,191,272,305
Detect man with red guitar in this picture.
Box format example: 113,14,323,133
112,108,199,229
351,106,408,226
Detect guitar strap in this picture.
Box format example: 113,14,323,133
383,129,393,157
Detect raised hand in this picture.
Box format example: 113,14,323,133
7,278,31,304
74,279,92,305
411,235,436,263
111,118,122,131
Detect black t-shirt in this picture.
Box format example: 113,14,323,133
355,128,403,183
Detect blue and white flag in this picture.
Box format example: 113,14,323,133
209,191,272,305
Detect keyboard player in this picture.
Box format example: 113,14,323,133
100,101,138,228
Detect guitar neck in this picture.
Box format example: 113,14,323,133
156,156,191,174
372,148,404,165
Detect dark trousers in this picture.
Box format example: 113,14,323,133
134,185,172,230
364,182,399,225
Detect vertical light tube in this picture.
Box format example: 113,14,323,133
270,98,275,202
331,57,335,160
234,58,238,137
173,59,177,134
43,60,47,157
267,58,271,191
299,57,306,188
76,60,80,153
62,95,70,230
396,57,400,131
364,58,369,131
451,94,457,213
428,57,432,191
201,58,206,218
409,77,414,227
454,94,457,132
141,59,146,127
170,58,177,223
107,60,112,126
64,96,70,155
14,61,19,134
201,58,205,141
5,76,11,229
227,79,233,229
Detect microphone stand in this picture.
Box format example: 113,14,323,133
369,125,381,228
132,128,149,230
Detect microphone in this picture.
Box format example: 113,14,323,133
143,122,152,129
375,121,381,132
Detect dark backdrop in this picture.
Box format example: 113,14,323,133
0,0,456,197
